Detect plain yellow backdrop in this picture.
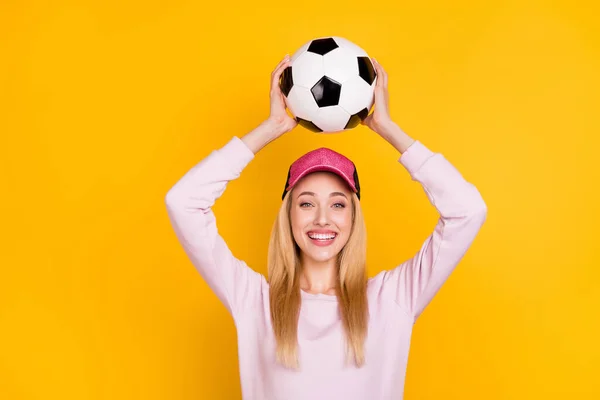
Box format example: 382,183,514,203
1,0,599,398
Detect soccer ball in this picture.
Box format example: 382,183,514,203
279,36,377,133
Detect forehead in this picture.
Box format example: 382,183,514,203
293,171,350,193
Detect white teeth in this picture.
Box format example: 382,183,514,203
308,233,336,240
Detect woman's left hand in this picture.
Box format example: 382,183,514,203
361,59,397,138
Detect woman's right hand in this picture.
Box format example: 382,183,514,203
266,54,297,135
241,55,297,154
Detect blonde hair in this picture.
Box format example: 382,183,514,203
267,188,369,370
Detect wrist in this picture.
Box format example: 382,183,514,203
377,120,400,138
241,119,283,154
378,122,415,154
263,117,290,137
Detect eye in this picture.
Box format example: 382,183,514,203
299,202,346,208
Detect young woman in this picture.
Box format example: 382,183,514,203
165,55,487,399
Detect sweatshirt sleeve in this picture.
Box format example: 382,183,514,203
378,140,488,321
164,136,266,320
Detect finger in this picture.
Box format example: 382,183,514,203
272,56,291,81
372,59,383,88
373,59,388,88
274,54,289,70
272,60,291,89
272,55,290,76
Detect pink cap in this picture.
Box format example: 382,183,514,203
282,147,360,200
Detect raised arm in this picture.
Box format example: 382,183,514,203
362,59,487,320
164,135,266,319
377,137,487,320
164,55,297,320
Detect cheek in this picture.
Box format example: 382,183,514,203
333,211,353,231
292,210,311,225
290,211,309,238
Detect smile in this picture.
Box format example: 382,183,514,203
307,232,337,246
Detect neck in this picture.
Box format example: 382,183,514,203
298,254,338,294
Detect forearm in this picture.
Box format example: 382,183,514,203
379,122,416,155
241,119,285,155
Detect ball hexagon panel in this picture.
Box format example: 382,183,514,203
344,108,370,130
322,46,360,85
292,51,324,89
296,117,323,133
291,41,310,63
311,105,351,132
330,36,368,57
338,75,375,115
286,85,319,121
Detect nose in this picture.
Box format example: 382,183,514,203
314,206,330,226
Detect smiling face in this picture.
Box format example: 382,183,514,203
290,171,354,266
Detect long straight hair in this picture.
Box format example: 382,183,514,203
267,188,369,370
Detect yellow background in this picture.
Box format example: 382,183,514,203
2,0,599,398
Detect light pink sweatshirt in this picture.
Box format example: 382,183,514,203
165,136,487,399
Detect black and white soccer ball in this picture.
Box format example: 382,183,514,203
279,36,377,133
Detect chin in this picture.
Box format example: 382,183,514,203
306,249,340,262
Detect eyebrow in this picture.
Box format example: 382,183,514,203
296,191,348,199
